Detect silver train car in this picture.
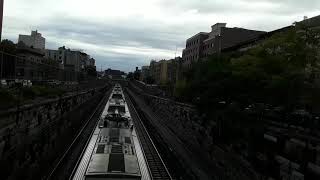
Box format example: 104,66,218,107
72,84,151,180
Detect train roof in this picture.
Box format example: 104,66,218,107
85,84,141,179
109,99,126,106
85,128,141,178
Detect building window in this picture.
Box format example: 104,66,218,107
18,68,24,76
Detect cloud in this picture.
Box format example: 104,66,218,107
2,0,320,72
159,0,320,15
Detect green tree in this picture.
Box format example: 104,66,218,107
0,39,16,54
179,24,320,108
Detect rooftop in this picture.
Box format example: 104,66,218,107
86,128,141,178
186,32,209,41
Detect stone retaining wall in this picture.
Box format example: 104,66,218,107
0,84,110,179
129,81,258,180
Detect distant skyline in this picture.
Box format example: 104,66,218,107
2,0,320,72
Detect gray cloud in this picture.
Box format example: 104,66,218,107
2,0,320,72
159,0,320,15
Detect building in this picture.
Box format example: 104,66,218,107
223,15,320,54
45,48,64,69
150,60,167,85
167,57,181,85
105,69,125,76
182,23,265,69
203,25,265,56
149,57,181,85
174,57,184,82
65,50,81,72
182,32,209,69
88,58,95,67
80,52,90,70
0,0,4,40
18,30,45,50
16,44,48,80
45,49,60,62
140,66,150,82
45,46,84,72
134,67,141,80
45,46,97,81
104,68,125,79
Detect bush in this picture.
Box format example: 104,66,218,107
21,86,65,100
0,88,17,109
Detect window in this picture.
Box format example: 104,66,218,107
18,68,24,76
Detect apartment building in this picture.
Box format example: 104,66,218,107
149,57,182,85
182,23,265,69
18,30,45,50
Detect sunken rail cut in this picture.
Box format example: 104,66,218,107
71,84,152,180
125,90,172,180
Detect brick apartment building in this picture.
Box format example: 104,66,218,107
182,23,265,69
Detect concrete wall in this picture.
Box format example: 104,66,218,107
0,85,109,179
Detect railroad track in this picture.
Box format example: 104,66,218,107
45,90,110,180
125,90,172,180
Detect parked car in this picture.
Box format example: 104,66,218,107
22,80,28,87
15,79,23,87
0,79,7,87
27,80,32,87
7,80,15,87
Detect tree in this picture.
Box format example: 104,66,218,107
133,71,140,80
86,66,97,77
127,72,134,80
145,76,155,84
0,39,16,54
179,24,320,108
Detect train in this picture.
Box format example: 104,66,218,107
72,84,151,180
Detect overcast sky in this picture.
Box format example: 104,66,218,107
2,0,320,72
